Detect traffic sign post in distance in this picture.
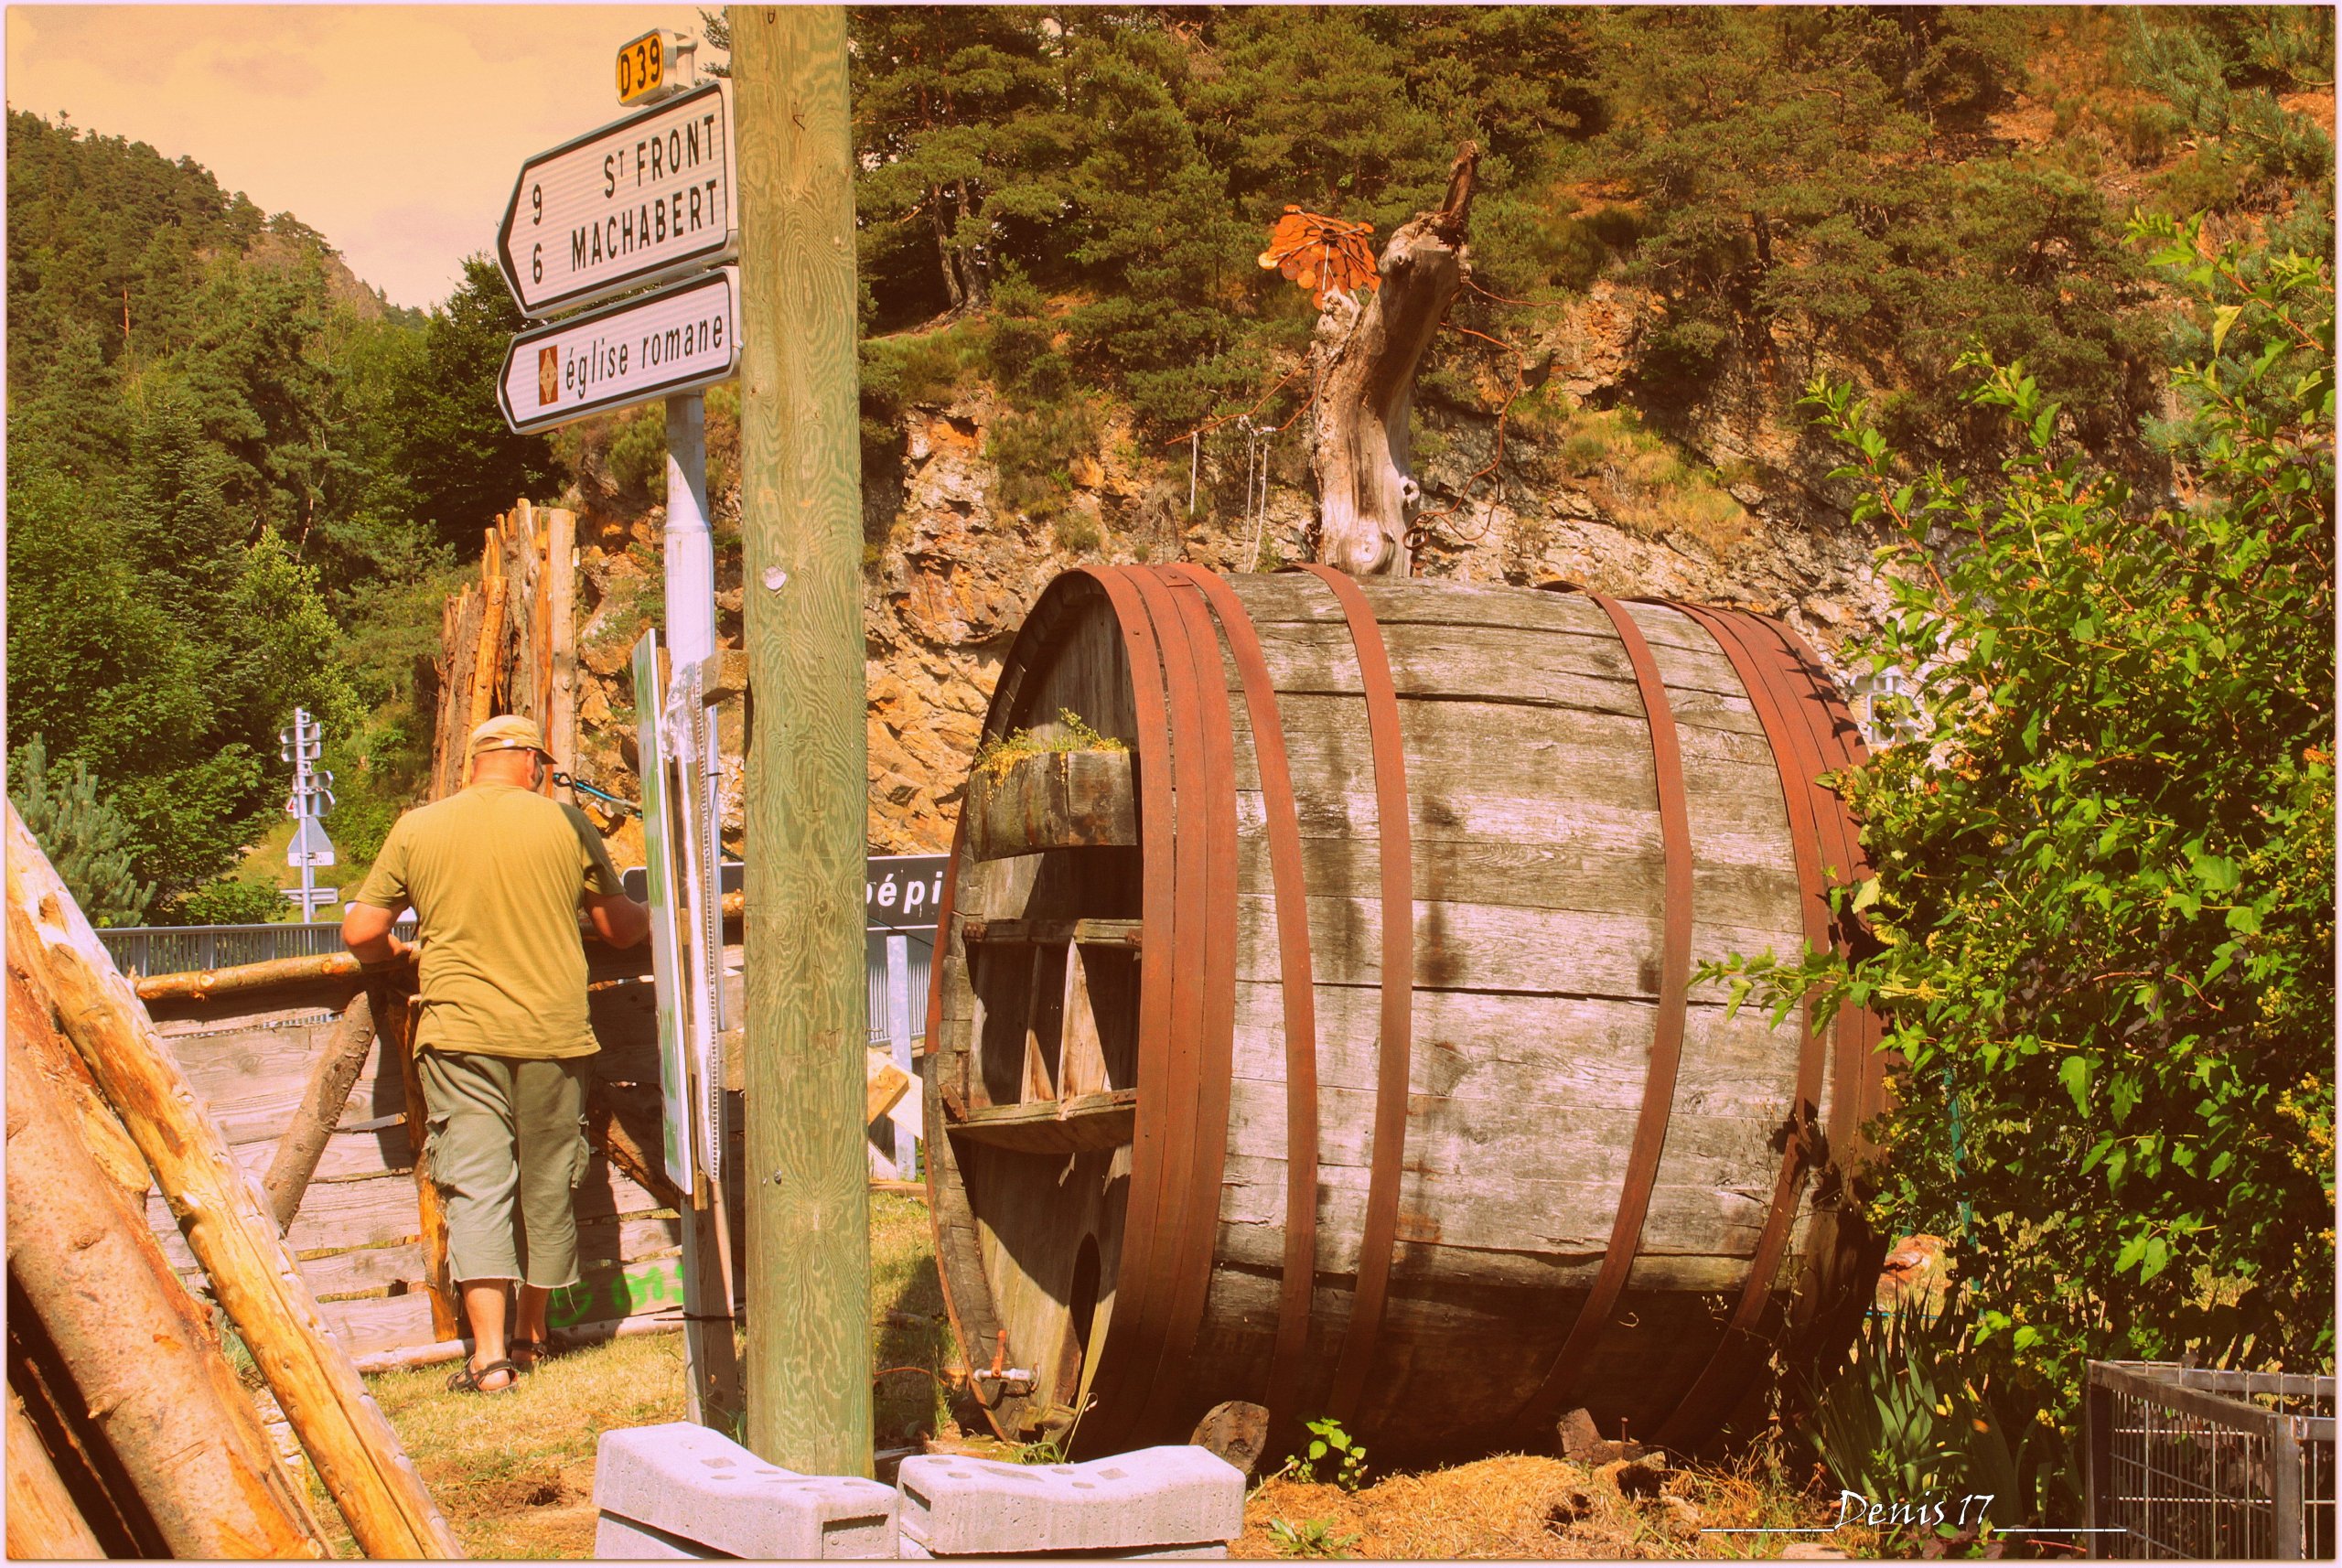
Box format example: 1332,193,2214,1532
497,80,735,319
498,267,738,435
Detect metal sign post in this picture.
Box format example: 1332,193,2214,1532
279,708,337,922
498,30,745,1437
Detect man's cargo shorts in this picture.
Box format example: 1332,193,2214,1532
415,1048,592,1288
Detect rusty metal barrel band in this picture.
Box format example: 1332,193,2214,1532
1751,614,1886,1137
1114,564,1215,1437
1168,566,1322,1422
1135,568,1244,1433
1649,603,1835,1444
1511,589,1695,1427
1065,565,1179,1444
1739,618,1872,1165
1302,564,1415,1426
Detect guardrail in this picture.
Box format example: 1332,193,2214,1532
96,920,418,978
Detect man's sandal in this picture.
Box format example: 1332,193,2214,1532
446,1358,521,1395
510,1337,555,1371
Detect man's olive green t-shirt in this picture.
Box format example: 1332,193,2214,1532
353,785,623,1059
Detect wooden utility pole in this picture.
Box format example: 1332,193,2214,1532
733,5,872,1477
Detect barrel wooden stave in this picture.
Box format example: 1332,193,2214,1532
926,569,1873,1459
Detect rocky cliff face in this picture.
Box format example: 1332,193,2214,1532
560,278,1895,856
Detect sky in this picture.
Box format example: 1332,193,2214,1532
5,4,715,310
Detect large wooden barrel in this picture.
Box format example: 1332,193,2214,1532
921,566,1886,1461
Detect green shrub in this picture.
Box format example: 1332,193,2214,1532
177,876,285,926
8,735,155,927
1714,215,2335,1431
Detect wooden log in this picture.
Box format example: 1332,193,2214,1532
371,978,461,1341
586,1079,683,1209
5,804,465,1558
262,990,376,1234
136,897,746,1007
6,1291,158,1556
6,1389,106,1559
549,506,578,805
6,1008,327,1557
470,556,510,735
136,949,371,1004
6,910,149,1205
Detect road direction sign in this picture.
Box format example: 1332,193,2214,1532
497,80,734,319
498,267,738,435
282,886,339,910
617,29,694,107
288,818,337,867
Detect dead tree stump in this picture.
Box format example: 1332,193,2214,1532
1309,144,1477,576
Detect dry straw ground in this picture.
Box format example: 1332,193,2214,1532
278,1192,1858,1559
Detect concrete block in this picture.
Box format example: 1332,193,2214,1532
594,1510,723,1559
896,1525,1227,1560
896,1445,1243,1557
594,1423,898,1559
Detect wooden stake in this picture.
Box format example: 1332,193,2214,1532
735,4,874,1478
471,565,510,735
548,508,579,804
6,1000,327,1556
5,805,464,1558
372,978,461,1341
262,991,377,1234
5,1391,106,1560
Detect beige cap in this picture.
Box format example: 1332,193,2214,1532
467,714,552,757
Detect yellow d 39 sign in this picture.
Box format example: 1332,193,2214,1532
616,30,670,105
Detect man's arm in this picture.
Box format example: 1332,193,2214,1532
584,891,651,950
341,902,411,966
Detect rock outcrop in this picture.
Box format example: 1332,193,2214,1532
556,285,1896,855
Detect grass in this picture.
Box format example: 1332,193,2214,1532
285,1193,948,1558
1509,388,1754,559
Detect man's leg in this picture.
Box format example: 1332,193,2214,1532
512,1058,590,1358
512,1283,553,1366
417,1050,527,1386
462,1280,517,1391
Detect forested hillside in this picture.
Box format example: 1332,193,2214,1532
7,5,2333,920
5,110,552,920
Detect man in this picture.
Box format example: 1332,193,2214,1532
343,715,650,1394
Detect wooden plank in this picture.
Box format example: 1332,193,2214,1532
149,1159,672,1267
1231,691,1786,809
1228,575,1745,659
1232,826,1803,931
1244,618,1766,736
1215,1150,1777,1281
960,918,1144,950
964,747,1137,861
946,1090,1137,1155
1224,982,1800,1120
1230,892,1792,999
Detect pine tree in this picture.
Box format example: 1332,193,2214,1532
8,734,155,927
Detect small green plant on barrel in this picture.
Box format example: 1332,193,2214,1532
971,708,1128,782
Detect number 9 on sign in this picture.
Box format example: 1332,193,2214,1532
617,30,666,105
